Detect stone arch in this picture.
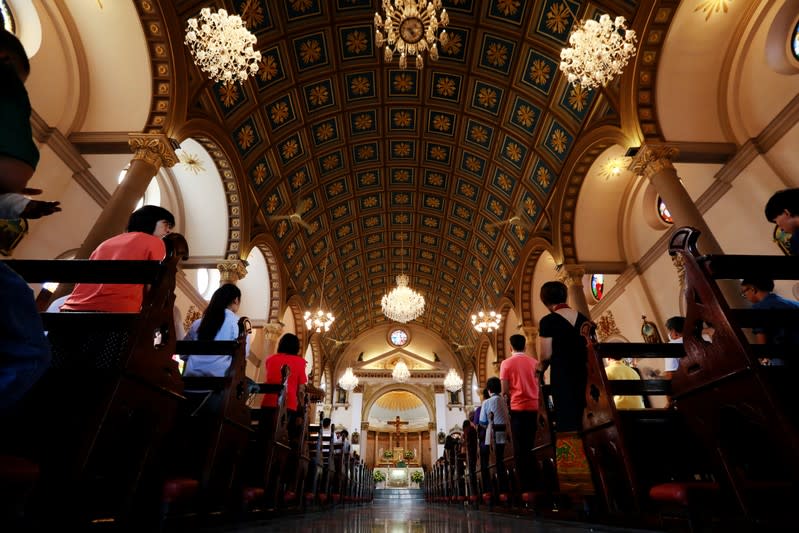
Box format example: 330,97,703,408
248,233,284,325
307,332,325,389
516,237,556,329
550,125,628,264
475,335,491,391
362,384,435,426
285,294,308,353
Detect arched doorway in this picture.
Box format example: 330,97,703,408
364,389,433,469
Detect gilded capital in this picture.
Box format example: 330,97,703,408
217,259,248,283
558,265,586,287
628,144,680,182
263,321,284,341
521,325,539,340
128,133,179,169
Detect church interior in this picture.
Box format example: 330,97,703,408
2,0,798,531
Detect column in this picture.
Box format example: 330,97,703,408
217,259,248,284
428,422,436,468
254,321,283,382
629,144,739,303
75,134,179,259
521,325,539,358
559,264,591,319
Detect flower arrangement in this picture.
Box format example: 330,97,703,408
373,470,386,482
404,450,414,460
411,471,424,484
383,450,394,460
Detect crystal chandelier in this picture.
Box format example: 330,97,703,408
305,256,335,333
443,368,463,393
338,367,359,392
184,8,261,83
559,14,637,89
392,359,411,383
374,0,450,69
382,274,426,323
471,310,502,333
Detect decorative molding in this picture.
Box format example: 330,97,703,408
354,370,446,380
30,110,110,206
67,131,132,154
628,144,680,181
217,259,248,283
128,133,179,168
595,310,622,342
669,142,737,164
580,261,629,274
558,264,586,287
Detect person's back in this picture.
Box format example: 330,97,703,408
605,359,645,410
262,333,307,414
62,206,174,313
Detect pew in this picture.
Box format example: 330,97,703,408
667,226,799,527
239,366,291,514
581,327,719,529
0,233,188,527
151,317,253,527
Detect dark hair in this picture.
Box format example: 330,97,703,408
0,29,30,75
764,188,799,221
540,280,568,306
482,387,490,400
510,334,526,352
277,333,301,355
486,376,501,394
322,417,331,427
340,429,348,438
127,205,175,234
741,277,774,293
664,316,685,334
197,284,241,341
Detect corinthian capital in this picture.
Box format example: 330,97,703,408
217,259,248,283
558,265,586,287
263,321,284,341
628,144,680,182
128,133,179,169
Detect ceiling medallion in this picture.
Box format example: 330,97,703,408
559,14,637,89
184,8,261,83
392,359,411,383
443,368,463,393
374,0,450,69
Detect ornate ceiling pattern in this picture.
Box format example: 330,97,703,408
165,0,641,342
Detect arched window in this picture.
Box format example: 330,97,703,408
793,19,799,61
590,274,605,301
196,268,221,300
657,196,673,224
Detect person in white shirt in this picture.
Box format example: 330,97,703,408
478,377,510,493
664,316,685,376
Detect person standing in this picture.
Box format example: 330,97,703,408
499,333,539,489
740,277,799,366
538,281,589,433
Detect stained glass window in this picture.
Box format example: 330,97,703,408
590,274,604,301
389,328,408,347
793,20,799,61
657,197,673,224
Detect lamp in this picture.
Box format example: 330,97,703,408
338,367,359,392
443,368,463,393
382,233,425,323
374,0,449,69
471,269,502,333
392,359,411,383
184,8,261,83
559,13,637,89
305,255,335,333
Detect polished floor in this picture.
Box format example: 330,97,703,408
196,494,660,533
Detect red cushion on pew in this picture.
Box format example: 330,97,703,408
283,490,297,502
304,492,315,501
0,455,40,483
162,478,200,504
498,493,509,503
242,486,264,504
468,495,478,503
649,482,719,506
482,492,492,504
318,493,328,503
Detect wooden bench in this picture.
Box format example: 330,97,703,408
0,233,188,527
152,316,253,526
580,328,719,529
668,226,799,526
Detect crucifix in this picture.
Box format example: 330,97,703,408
390,415,409,447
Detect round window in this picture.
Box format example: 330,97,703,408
389,328,409,347
657,197,673,225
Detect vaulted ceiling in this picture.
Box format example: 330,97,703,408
164,0,642,343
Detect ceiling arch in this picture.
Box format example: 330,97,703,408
159,0,644,344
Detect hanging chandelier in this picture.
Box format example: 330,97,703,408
559,14,637,89
471,310,502,333
338,367,359,392
305,255,335,333
382,274,426,323
374,0,450,69
392,359,411,383
184,8,261,83
443,368,463,393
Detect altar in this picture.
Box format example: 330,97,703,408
374,466,423,489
